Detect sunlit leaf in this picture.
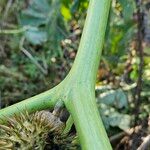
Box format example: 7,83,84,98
61,5,71,20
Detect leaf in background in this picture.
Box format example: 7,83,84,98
119,0,135,21
29,0,50,13
19,12,47,27
25,27,47,45
18,0,67,51
19,0,50,26
61,5,71,20
103,1,136,70
97,88,128,108
108,112,131,131
71,0,88,14
98,103,131,131
71,0,80,13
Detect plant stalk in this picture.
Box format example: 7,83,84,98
0,0,112,149
63,0,112,149
69,0,111,88
0,88,58,123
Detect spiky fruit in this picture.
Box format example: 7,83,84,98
53,134,79,150
0,111,78,150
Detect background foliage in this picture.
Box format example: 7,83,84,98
0,0,150,149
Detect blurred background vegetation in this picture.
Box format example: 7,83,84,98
0,0,150,149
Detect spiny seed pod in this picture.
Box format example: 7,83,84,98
53,134,79,150
0,111,78,150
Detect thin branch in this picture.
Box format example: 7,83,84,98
2,0,13,21
0,87,58,123
0,26,29,34
134,0,144,121
110,132,125,143
20,37,48,75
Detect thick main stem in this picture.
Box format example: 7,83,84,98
0,0,112,149
65,86,112,150
64,0,112,149
69,0,111,88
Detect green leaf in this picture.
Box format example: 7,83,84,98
29,0,50,13
71,0,89,14
119,0,135,21
98,104,131,131
61,5,72,20
19,0,50,26
25,27,47,45
19,11,47,27
108,112,131,131
97,88,128,108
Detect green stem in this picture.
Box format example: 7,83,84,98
63,0,112,149
0,0,112,149
65,86,112,150
63,116,73,134
0,87,58,123
69,0,111,88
